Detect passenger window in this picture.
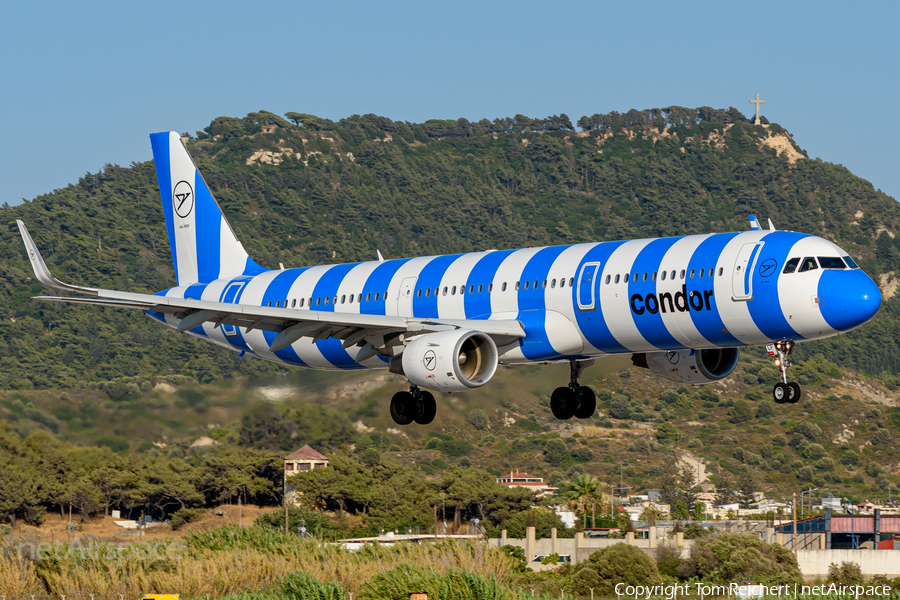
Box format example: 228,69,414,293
819,257,846,269
680,270,686,280
434,287,439,296
569,277,574,286
671,270,676,280
643,272,648,282
552,279,557,288
324,297,330,305
425,288,430,297
615,274,620,284
365,293,371,302
460,285,465,296
624,273,629,283
502,282,507,291
524,280,530,290
478,284,483,293
534,280,539,289
350,294,355,303
488,283,493,292
334,296,338,305
783,258,799,274
341,295,346,304
452,286,457,295
276,300,280,308
292,299,296,308
798,257,819,273
605,275,610,284
267,301,272,307
443,287,448,296
416,289,421,298
652,271,657,281
689,269,695,279
375,293,380,301
718,267,723,276
661,271,667,281
560,278,566,288
515,281,520,291
469,285,474,294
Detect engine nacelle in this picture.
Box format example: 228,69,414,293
632,348,740,384
389,329,499,392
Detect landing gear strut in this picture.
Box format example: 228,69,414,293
550,360,596,420
769,341,801,404
390,385,437,425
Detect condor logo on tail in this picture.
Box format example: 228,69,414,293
631,285,714,315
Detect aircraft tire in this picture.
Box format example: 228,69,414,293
574,387,597,419
550,387,575,420
773,383,788,404
414,391,437,425
390,391,414,425
787,382,802,404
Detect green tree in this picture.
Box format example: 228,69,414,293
563,474,601,528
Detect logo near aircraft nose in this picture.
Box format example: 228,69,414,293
173,180,194,218
758,259,777,278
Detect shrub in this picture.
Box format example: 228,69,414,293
772,433,787,446
515,418,542,431
660,389,678,405
544,439,568,466
170,507,206,530
803,443,826,460
677,533,802,584
440,439,473,457
465,409,489,431
827,561,863,585
569,542,661,597
572,446,593,463
756,400,776,418
873,428,892,445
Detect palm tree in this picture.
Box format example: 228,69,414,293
563,473,601,529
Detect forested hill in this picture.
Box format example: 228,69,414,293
3,106,900,389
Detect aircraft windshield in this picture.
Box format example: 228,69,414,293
818,257,846,269
843,255,860,269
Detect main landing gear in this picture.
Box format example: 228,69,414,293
769,341,802,404
390,385,437,425
550,360,597,420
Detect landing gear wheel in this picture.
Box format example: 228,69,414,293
413,391,437,425
773,383,788,404
787,382,802,404
390,391,414,425
573,386,596,419
551,387,575,420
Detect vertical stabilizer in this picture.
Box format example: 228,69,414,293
149,131,266,285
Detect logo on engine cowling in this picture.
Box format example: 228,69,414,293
666,351,679,365
424,350,436,371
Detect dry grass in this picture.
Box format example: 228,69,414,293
2,526,515,599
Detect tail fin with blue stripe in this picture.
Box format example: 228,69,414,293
150,131,266,285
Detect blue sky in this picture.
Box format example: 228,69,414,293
2,1,898,207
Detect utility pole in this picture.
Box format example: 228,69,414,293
792,492,797,562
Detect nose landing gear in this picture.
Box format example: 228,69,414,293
550,360,597,420
390,385,437,425
768,341,801,404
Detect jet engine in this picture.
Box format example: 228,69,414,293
389,329,499,392
631,348,740,384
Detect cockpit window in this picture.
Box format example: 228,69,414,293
798,257,819,273
783,257,800,274
843,255,860,269
818,257,846,269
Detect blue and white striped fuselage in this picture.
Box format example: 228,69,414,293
146,228,881,371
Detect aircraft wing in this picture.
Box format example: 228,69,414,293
17,221,525,357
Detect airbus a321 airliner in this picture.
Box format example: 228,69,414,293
17,132,882,425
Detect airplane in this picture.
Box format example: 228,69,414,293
16,132,882,425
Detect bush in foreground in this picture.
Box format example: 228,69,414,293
568,542,661,598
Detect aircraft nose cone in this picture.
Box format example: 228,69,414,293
819,270,882,331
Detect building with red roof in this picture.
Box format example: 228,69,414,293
496,470,558,496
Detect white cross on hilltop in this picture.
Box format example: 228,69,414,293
750,93,765,125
